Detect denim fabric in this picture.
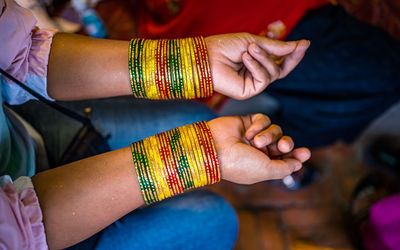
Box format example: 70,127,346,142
12,97,239,249
12,97,217,164
68,190,238,250
267,6,400,148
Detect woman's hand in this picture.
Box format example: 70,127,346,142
206,33,310,100
208,114,311,184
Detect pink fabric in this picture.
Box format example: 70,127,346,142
29,28,56,78
0,0,56,83
363,193,400,250
0,181,47,250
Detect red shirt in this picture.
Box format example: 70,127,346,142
138,0,329,39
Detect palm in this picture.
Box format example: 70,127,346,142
208,114,311,184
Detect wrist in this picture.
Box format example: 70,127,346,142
128,37,213,100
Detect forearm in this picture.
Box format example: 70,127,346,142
47,33,132,100
29,116,310,249
31,121,220,249
46,32,308,101
31,147,144,249
47,33,213,101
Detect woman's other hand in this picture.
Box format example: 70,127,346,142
206,33,310,100
208,113,311,184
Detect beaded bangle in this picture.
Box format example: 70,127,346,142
131,121,220,204
148,136,171,198
178,125,201,187
143,137,164,200
186,123,208,186
128,37,213,100
158,131,182,195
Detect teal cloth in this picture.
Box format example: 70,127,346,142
0,85,35,179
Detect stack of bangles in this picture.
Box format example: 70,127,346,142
128,36,213,99
131,121,221,204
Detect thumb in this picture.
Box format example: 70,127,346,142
263,158,301,180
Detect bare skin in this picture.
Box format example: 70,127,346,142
32,114,310,249
31,32,311,249
47,33,309,101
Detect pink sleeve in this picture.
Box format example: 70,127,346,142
0,0,56,104
0,176,48,250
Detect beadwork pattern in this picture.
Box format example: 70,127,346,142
129,37,213,99
131,121,220,204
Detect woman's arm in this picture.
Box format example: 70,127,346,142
31,147,142,249
31,114,310,249
47,33,131,100
47,33,309,101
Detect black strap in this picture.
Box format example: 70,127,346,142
0,68,91,126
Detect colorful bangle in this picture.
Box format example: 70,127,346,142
128,37,213,100
149,136,172,199
131,121,220,204
157,131,181,195
178,125,201,187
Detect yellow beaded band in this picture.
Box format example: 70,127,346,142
131,121,220,204
128,37,213,99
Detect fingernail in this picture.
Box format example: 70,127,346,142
301,40,311,48
251,43,261,53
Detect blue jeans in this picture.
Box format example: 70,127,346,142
69,190,238,250
13,98,217,161
12,98,238,249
